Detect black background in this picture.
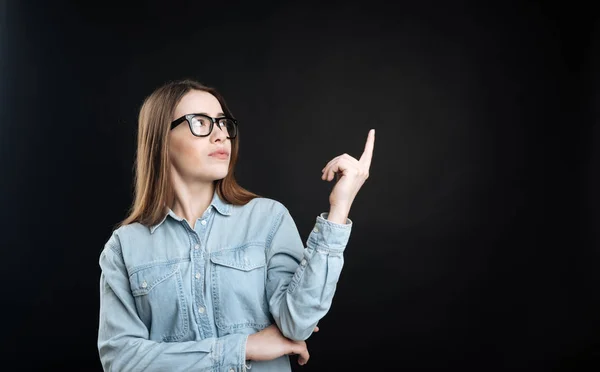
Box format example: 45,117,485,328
1,0,599,370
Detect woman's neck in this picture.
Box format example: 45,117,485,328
170,175,215,229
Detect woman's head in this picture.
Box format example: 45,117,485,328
117,79,259,229
169,88,237,185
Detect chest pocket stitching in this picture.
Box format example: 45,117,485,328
128,263,189,342
209,243,266,271
129,263,180,296
128,257,188,276
210,243,270,330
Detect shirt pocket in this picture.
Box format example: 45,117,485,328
129,261,189,342
210,243,271,332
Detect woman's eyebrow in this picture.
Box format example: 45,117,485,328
197,112,226,117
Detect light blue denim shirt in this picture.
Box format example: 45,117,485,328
97,189,352,371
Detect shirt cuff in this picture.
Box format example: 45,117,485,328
306,212,353,252
217,333,249,371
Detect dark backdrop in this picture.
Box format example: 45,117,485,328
1,0,599,370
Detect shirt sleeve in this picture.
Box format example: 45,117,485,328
97,232,249,372
265,207,352,341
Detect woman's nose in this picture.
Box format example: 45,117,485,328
211,123,228,142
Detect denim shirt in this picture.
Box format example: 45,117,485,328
97,189,352,371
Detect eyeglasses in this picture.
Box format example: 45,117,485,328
170,113,238,139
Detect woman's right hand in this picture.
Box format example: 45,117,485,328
245,324,319,366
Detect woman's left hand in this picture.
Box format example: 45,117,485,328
321,129,375,219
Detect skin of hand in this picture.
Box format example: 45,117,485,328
322,129,375,224
245,324,320,366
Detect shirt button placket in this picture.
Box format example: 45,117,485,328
190,232,207,337
193,208,213,339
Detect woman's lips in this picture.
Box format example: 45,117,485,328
209,152,229,159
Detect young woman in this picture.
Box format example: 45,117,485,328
97,79,374,371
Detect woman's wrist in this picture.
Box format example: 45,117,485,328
244,333,254,361
327,203,350,224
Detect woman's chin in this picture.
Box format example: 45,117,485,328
210,170,229,181
188,164,229,182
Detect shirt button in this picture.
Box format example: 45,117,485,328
195,272,201,279
201,220,207,226
141,281,148,288
194,244,200,250
313,226,319,233
198,306,205,313
300,259,307,266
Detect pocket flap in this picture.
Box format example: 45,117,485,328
129,263,179,296
210,244,266,271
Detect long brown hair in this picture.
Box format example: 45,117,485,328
115,79,259,230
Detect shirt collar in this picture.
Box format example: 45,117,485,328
149,189,232,234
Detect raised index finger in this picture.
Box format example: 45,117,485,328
359,129,375,167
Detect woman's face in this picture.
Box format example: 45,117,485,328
169,90,231,183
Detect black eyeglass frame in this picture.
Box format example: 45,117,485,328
170,113,238,139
